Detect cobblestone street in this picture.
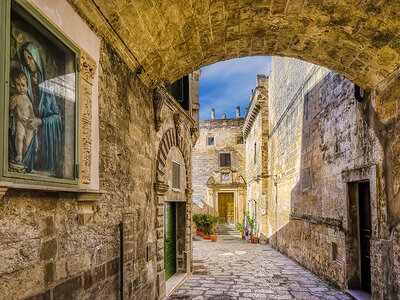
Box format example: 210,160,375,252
168,237,350,300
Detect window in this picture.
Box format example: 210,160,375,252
207,137,214,146
254,143,257,164
172,161,180,189
332,242,341,263
237,136,244,144
219,153,231,167
166,75,189,110
0,0,80,187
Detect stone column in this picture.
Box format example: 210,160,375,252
211,108,215,120
236,106,240,118
154,181,168,300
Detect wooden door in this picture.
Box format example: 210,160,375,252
164,202,176,280
358,182,371,294
218,193,234,223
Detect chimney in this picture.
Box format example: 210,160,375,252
222,113,226,119
236,106,240,118
211,108,215,120
257,74,268,87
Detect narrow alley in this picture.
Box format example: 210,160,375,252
168,237,350,300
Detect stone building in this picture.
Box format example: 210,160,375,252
243,75,270,235
1,0,400,299
192,109,246,225
192,55,400,298
265,57,383,296
0,1,199,299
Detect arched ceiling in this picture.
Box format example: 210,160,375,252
69,0,400,89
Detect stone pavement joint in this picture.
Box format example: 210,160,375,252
167,238,350,300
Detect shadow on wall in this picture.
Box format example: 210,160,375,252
264,70,398,299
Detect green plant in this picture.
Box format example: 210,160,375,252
236,221,244,236
193,214,204,232
193,214,220,235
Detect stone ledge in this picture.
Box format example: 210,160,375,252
0,182,106,225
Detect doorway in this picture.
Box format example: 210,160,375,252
347,181,371,295
218,193,234,223
358,182,371,294
164,202,176,280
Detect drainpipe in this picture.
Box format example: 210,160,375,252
119,222,124,300
261,175,278,248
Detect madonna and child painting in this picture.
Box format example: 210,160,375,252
8,9,76,180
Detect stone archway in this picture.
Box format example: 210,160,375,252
69,0,400,89
154,128,192,299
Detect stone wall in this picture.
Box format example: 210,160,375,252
98,41,158,300
266,57,400,298
243,76,269,234
0,5,195,300
267,58,328,238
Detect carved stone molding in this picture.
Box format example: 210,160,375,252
0,187,8,199
79,51,97,185
185,188,193,197
173,113,182,145
153,90,165,131
155,181,169,196
77,191,102,225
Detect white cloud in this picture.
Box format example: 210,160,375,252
199,56,271,120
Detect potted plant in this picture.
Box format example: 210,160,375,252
193,214,204,236
209,215,220,242
245,212,256,243
236,220,245,239
201,214,219,240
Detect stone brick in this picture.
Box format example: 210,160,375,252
44,262,54,286
23,290,51,300
53,276,82,300
106,257,119,277
40,239,57,261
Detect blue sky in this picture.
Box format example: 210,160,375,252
199,56,272,120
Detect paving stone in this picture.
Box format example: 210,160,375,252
167,238,350,300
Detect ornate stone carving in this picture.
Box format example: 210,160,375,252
173,113,181,145
77,191,102,225
185,188,193,197
0,187,8,199
155,181,169,196
79,51,96,185
153,90,164,131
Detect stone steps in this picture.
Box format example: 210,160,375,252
216,223,241,236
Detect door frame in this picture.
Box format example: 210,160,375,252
342,166,378,294
164,201,177,281
217,191,235,223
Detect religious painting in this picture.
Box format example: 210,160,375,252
7,2,77,180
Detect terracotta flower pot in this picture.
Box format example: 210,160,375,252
196,231,202,235
203,234,210,239
210,234,218,242
253,237,259,243
251,237,254,243
242,235,245,239
199,232,203,236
